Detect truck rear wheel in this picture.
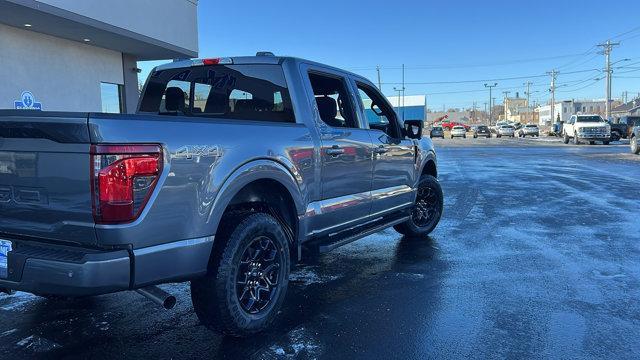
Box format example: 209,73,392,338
632,137,640,154
394,175,443,237
191,212,290,337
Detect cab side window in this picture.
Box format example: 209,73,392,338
356,83,401,138
308,72,358,128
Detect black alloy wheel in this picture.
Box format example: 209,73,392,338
235,235,283,314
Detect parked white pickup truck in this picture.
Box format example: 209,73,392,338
562,114,611,145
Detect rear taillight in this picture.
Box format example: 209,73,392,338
90,144,163,224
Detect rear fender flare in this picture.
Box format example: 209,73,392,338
206,159,305,237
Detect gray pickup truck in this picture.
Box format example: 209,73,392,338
0,54,442,336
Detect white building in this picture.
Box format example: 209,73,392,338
536,99,608,125
0,0,198,113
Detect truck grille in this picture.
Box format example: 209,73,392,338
580,127,608,136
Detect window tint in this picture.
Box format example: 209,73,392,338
140,64,294,123
356,83,401,138
100,82,123,113
308,72,358,128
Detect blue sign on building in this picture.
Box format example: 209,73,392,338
14,91,42,110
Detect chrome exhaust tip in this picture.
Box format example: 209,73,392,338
135,285,176,310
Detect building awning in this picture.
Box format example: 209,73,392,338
0,0,197,60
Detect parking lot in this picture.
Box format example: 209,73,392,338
1,138,639,359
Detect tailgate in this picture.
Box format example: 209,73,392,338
0,111,96,245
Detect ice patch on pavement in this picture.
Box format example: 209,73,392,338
1,329,17,337
16,335,61,353
0,291,37,311
265,326,321,358
395,272,426,280
289,267,340,287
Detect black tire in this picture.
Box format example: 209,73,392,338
191,212,290,337
563,132,570,144
603,141,610,145
589,141,595,145
497,134,501,138
611,131,621,142
394,175,443,237
463,135,466,139
631,136,639,154
573,133,580,145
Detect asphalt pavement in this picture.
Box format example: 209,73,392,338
1,137,639,359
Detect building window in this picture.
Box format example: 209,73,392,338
100,82,124,113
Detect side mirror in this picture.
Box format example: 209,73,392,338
404,119,423,139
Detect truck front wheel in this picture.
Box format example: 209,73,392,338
394,175,443,237
632,136,639,154
191,212,290,337
563,132,570,144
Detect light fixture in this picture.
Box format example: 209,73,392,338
24,23,32,27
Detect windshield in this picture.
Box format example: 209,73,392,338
576,116,604,123
501,125,513,129
453,126,464,130
525,125,537,128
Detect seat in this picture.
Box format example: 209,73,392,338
316,96,343,127
164,87,186,114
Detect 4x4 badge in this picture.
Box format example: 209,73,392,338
173,145,221,159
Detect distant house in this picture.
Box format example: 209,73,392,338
611,98,640,118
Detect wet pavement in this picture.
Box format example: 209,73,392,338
2,139,640,359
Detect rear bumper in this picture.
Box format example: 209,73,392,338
0,240,130,296
0,236,213,297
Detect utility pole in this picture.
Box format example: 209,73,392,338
502,91,511,121
524,81,533,107
376,66,382,92
547,70,558,126
484,83,497,126
472,101,477,123
598,40,620,120
401,64,405,122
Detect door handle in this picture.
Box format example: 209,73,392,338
326,146,345,156
374,146,388,154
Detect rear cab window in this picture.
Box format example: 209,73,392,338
139,64,295,123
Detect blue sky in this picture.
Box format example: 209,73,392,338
140,0,640,111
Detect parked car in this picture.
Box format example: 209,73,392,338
562,114,611,145
491,121,509,134
442,121,471,131
609,116,640,141
517,124,540,137
473,125,491,138
0,54,443,336
497,125,515,138
450,125,467,138
430,125,445,139
631,126,640,155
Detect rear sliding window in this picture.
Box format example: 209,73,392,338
139,64,294,123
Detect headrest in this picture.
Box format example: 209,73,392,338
234,99,255,112
165,87,185,112
316,96,337,122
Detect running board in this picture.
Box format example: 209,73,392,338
317,215,410,254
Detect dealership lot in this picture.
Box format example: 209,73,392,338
1,140,639,359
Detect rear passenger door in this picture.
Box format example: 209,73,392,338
301,66,374,234
353,81,417,216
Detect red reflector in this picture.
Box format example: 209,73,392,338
91,144,162,224
202,58,221,65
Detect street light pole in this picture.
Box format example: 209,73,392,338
484,83,497,126
547,70,558,126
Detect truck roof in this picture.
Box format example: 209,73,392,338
153,55,368,82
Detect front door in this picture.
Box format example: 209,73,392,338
302,68,374,235
354,81,417,216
